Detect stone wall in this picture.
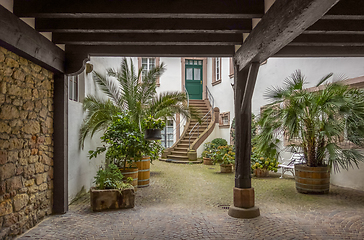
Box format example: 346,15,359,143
0,47,54,239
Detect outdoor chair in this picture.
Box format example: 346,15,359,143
278,153,306,178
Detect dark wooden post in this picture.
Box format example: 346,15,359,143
53,74,68,214
228,62,260,219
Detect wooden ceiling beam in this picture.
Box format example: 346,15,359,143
65,45,235,75
306,20,364,34
274,46,364,57
323,0,364,20
35,18,252,34
234,0,340,71
14,0,264,18
52,32,243,45
291,34,364,47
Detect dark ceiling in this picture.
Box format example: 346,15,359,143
11,0,364,73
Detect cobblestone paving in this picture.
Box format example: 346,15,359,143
16,161,364,240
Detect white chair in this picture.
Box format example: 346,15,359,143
278,153,306,178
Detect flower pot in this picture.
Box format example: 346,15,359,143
254,168,269,177
295,164,330,194
220,164,233,173
203,157,213,165
119,167,138,191
90,187,135,211
145,128,162,140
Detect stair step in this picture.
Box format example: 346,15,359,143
174,147,188,151
166,155,189,160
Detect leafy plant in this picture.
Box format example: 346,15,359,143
201,142,217,159
143,115,166,129
212,145,235,165
256,70,364,172
251,147,279,172
80,58,195,148
211,138,228,147
94,164,133,190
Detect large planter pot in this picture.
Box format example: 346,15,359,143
295,164,330,194
220,164,233,173
135,156,150,188
254,168,269,177
203,157,213,165
90,187,135,211
145,128,162,140
119,167,138,191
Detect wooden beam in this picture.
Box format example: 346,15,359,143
274,46,364,57
324,0,364,20
14,0,264,18
234,0,340,71
52,32,243,45
291,34,364,47
65,45,235,75
234,62,260,189
53,74,68,214
0,5,65,73
305,20,364,34
36,18,252,34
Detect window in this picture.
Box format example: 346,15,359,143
69,75,78,101
138,57,160,85
219,112,230,128
229,58,234,79
161,120,174,148
212,58,222,86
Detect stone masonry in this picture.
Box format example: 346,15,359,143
0,46,54,239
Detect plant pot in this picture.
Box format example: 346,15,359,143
254,168,269,177
220,164,233,173
295,164,330,194
203,157,213,165
119,167,138,191
90,187,135,211
145,128,162,140
135,156,150,188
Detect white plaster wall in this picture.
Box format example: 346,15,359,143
253,57,364,189
196,123,220,157
157,57,182,93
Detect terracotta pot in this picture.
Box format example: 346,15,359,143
203,157,213,165
254,168,269,177
220,164,233,173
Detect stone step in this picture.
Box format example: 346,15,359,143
170,151,188,156
166,155,189,161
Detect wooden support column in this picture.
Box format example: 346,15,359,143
228,62,260,219
53,74,68,214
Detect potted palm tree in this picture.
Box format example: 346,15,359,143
256,70,364,194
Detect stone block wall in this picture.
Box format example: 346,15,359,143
0,47,54,239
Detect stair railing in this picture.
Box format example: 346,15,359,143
167,86,190,147
188,86,215,149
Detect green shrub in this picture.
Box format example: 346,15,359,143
94,164,133,190
211,138,228,147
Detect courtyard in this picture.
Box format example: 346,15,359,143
16,160,364,240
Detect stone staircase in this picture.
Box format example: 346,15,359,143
166,100,211,161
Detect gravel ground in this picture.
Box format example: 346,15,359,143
16,160,364,239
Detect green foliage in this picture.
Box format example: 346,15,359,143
211,138,228,147
256,70,364,172
143,115,166,130
201,142,218,159
251,147,279,172
212,145,235,165
89,113,164,168
80,58,193,148
94,164,133,190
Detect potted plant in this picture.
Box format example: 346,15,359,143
256,70,364,193
251,147,279,177
212,145,235,173
143,115,166,140
201,142,215,165
90,163,135,211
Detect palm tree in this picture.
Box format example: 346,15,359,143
256,70,364,172
80,57,193,148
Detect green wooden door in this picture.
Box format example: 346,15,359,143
185,59,203,100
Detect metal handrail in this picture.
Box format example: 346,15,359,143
165,86,189,147
188,86,215,149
